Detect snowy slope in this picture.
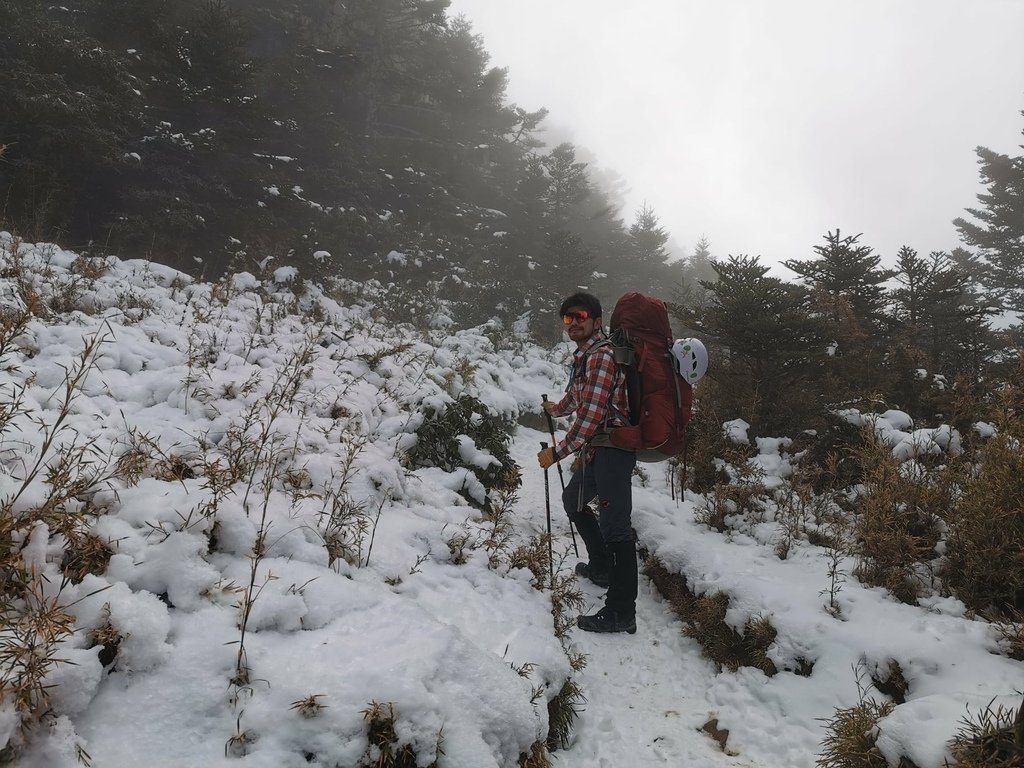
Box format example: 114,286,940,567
1,234,1022,768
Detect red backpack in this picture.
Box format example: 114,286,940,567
605,292,693,462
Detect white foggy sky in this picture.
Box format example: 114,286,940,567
447,0,1024,273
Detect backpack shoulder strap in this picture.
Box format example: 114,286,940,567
567,338,613,391
575,338,614,368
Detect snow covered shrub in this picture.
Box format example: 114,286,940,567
945,696,1024,768
0,567,78,738
695,450,769,534
356,341,416,372
3,241,117,319
319,483,370,569
479,483,521,569
70,254,113,281
114,286,155,320
686,592,777,675
312,437,372,569
445,528,473,565
407,394,518,509
773,469,840,559
0,327,132,743
795,412,874,493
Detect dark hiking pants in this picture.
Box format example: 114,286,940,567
562,446,638,617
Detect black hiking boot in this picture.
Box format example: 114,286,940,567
574,561,609,588
577,606,636,635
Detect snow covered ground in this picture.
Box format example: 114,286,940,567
1,234,1022,767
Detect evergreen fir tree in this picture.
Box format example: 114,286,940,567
542,142,590,225
783,230,895,334
628,202,669,267
0,0,139,242
563,157,629,303
689,235,718,287
686,255,831,434
541,229,594,303
672,234,716,310
953,115,1024,306
782,230,897,405
889,247,995,387
337,0,450,140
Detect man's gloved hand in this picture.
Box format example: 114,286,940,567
537,447,557,469
542,401,558,415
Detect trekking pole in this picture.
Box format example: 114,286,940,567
540,441,555,589
541,394,579,557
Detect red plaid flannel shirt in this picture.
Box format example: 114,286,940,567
549,331,629,462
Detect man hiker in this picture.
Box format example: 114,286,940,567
536,292,638,634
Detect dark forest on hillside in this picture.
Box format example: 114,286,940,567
2,0,1023,439
0,0,707,318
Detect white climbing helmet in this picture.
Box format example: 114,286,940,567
671,338,708,384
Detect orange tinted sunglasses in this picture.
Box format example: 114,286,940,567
562,310,590,325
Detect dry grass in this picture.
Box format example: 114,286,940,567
0,571,77,730
546,678,585,751
360,701,438,768
289,694,327,719
306,433,372,570
816,697,895,768
643,555,778,675
943,410,1024,620
682,381,744,494
991,610,1024,661
510,534,553,592
850,431,946,605
0,324,128,741
60,531,113,584
518,741,552,768
946,697,1024,768
153,454,196,482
